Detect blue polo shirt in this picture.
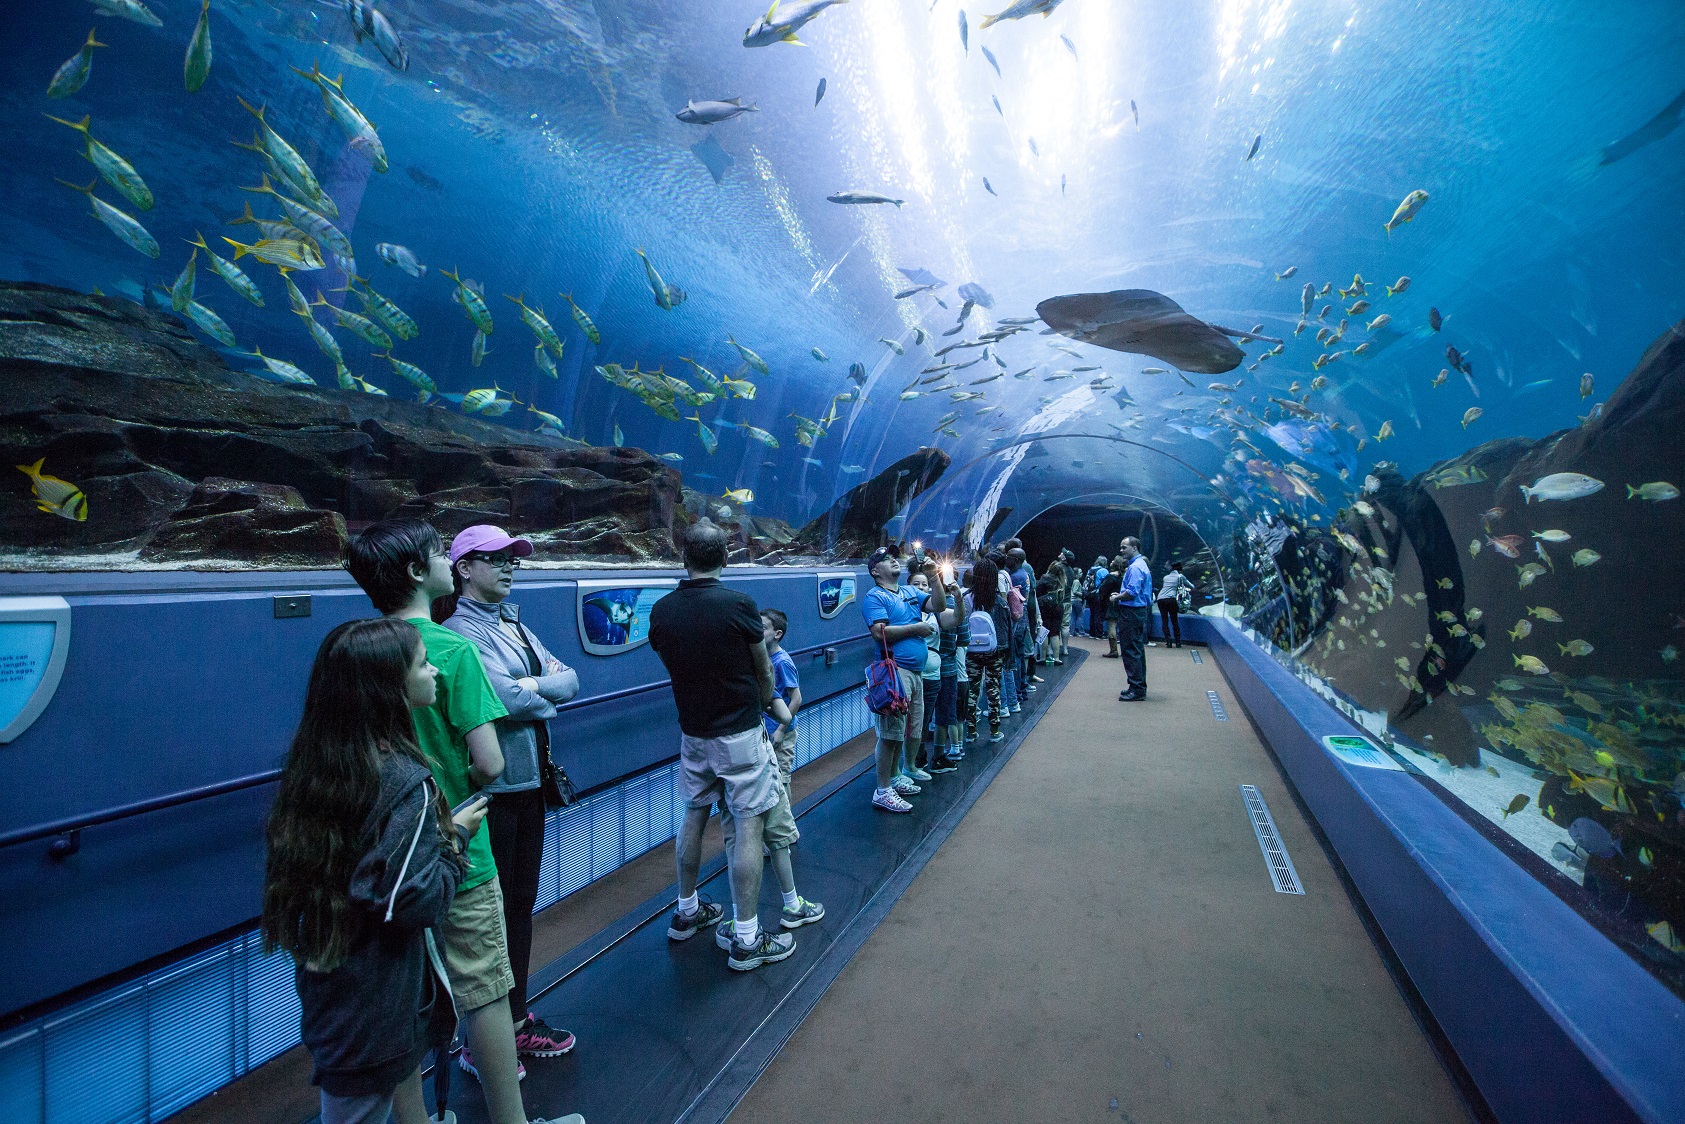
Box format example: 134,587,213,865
863,582,929,670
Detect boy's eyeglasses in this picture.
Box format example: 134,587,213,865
466,552,521,569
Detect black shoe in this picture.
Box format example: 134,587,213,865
1102,651,1119,658
927,755,959,774
1118,690,1145,702
668,897,725,941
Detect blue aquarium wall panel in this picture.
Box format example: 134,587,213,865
0,567,868,1019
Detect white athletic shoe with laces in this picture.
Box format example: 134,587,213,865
872,788,914,813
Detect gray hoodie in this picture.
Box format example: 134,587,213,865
442,597,579,792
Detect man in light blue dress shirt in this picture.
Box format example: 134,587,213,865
1109,537,1153,701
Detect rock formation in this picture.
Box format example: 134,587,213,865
1,283,689,566
785,447,951,560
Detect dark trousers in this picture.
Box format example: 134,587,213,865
1118,604,1149,694
487,786,547,1022
1087,595,1106,636
1156,598,1182,643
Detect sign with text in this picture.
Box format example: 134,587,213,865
0,597,72,744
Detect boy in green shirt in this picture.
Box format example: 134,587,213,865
348,520,576,1124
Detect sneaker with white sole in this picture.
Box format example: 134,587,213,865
458,1047,525,1082
891,774,921,795
926,756,958,774
667,897,725,941
513,1016,576,1058
909,766,933,782
781,897,825,929
872,788,914,813
728,929,795,971
531,1116,586,1124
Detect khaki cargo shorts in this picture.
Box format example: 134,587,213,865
681,725,780,819
439,876,514,1012
872,665,924,743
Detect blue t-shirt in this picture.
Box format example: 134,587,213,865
863,582,929,670
765,647,799,736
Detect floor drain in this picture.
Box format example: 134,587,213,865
1190,649,1204,664
1205,690,1228,720
1240,784,1304,895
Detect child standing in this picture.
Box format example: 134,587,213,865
714,609,825,939
262,618,485,1124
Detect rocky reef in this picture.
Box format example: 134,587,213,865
0,283,943,569
783,447,951,561
0,283,688,566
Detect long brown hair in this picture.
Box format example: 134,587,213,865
260,618,444,968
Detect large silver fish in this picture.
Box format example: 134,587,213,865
90,0,162,27
58,177,158,257
978,0,1064,29
675,98,758,124
743,0,849,47
827,190,903,207
347,0,408,70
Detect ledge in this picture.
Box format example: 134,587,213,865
1190,615,1685,1124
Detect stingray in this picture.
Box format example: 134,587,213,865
1600,88,1685,165
1035,289,1281,374
898,266,946,287
957,281,995,308
690,134,734,184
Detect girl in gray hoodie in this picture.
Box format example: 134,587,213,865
262,618,488,1124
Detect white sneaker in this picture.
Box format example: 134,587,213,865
891,774,921,795
909,766,933,781
872,788,914,813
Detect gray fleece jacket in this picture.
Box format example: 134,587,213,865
442,597,579,792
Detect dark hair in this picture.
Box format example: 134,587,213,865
1121,536,1141,552
683,519,729,573
1172,561,1184,571
345,519,444,615
1006,547,1026,566
968,556,1000,609
1003,537,1022,550
260,618,447,968
761,607,788,638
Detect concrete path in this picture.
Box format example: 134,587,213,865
734,637,1471,1123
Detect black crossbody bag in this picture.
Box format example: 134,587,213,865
512,620,576,808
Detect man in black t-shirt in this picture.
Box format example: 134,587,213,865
649,521,797,972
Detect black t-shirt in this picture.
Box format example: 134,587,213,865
1098,573,1122,611
649,577,764,738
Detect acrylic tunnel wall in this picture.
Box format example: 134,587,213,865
0,0,1683,1092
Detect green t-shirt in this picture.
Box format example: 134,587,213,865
407,617,510,891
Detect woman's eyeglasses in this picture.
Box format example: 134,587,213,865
467,552,521,569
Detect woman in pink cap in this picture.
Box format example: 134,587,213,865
440,526,582,1067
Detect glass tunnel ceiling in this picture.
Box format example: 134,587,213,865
4,0,1683,548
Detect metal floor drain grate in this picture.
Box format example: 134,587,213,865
1190,649,1204,664
1205,690,1228,720
1240,784,1304,895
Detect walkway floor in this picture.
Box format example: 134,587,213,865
733,637,1471,1123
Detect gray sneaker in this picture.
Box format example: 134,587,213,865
667,897,724,941
781,897,826,929
531,1116,586,1124
728,929,796,971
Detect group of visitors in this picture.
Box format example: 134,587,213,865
259,513,1198,1124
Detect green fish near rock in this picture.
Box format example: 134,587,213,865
311,292,392,349
237,98,327,214
247,346,313,385
47,114,153,210
442,267,493,333
376,351,435,395
188,232,263,305
184,0,213,92
240,177,354,264
343,277,418,341
505,294,565,358
183,298,235,346
57,177,158,257
1501,794,1528,820
688,412,718,454
291,60,387,173
169,248,197,312
47,29,106,99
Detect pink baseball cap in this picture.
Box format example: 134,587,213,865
449,524,535,566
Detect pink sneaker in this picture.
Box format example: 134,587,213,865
514,1016,576,1058
457,1046,525,1082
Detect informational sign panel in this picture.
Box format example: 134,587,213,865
575,581,677,655
817,573,858,620
0,596,72,743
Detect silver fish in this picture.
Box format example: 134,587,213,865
676,98,758,125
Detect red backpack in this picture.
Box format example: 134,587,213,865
865,638,908,715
